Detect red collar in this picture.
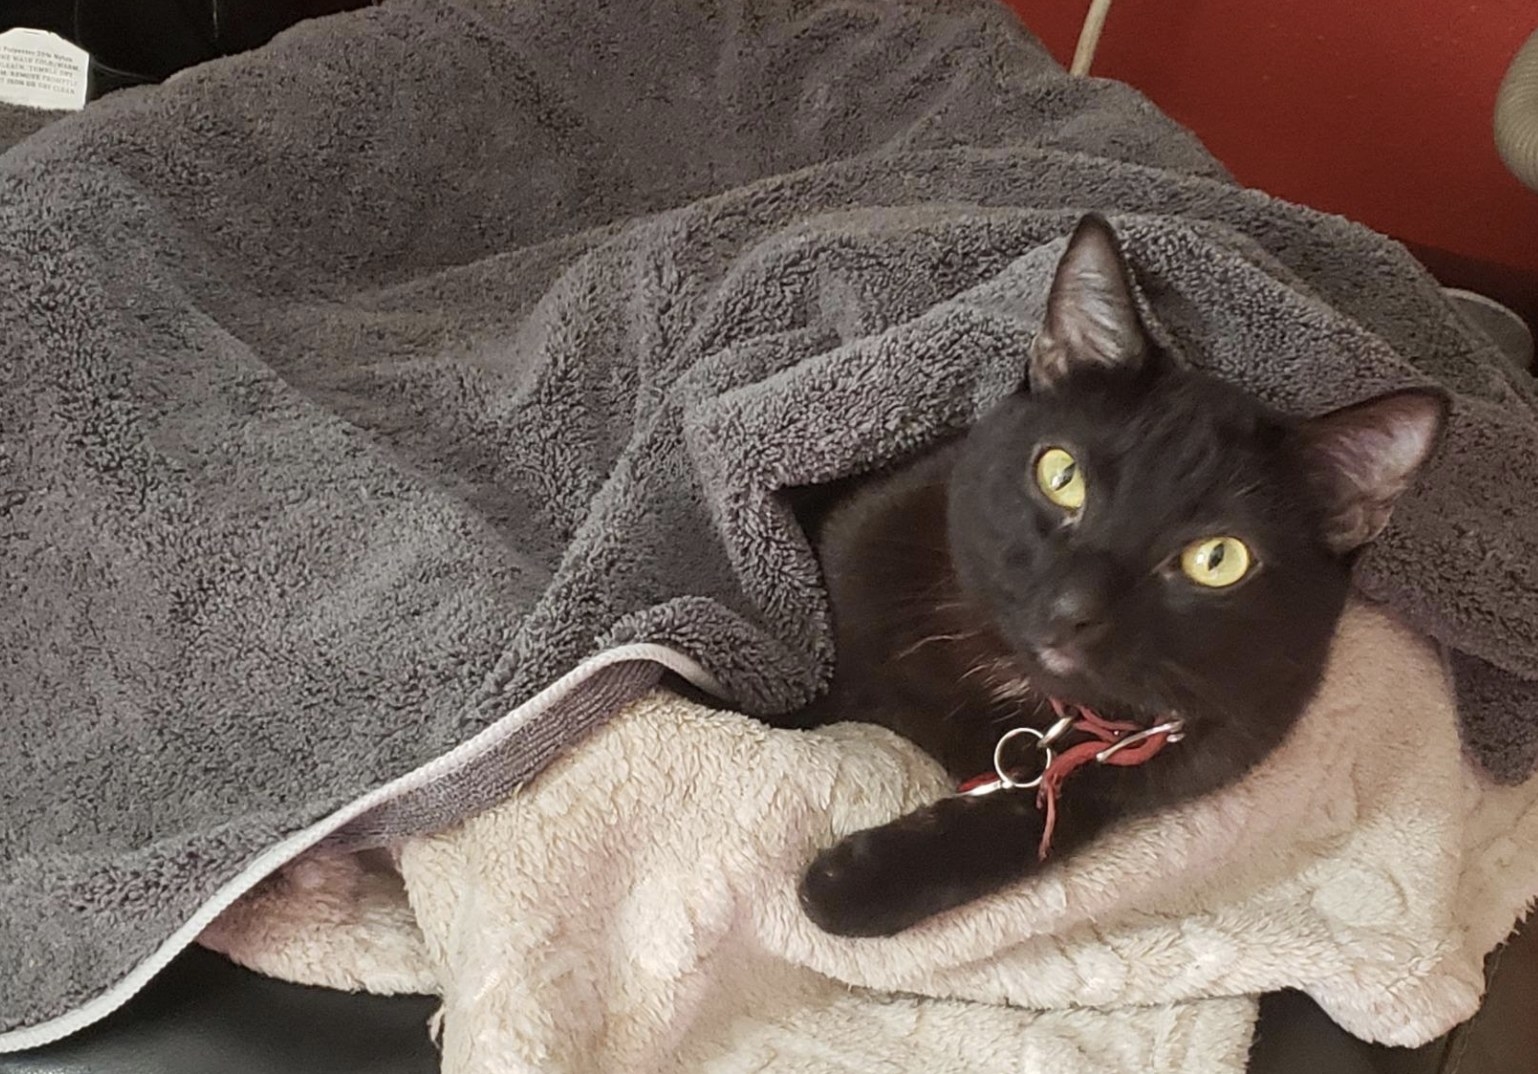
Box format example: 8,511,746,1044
958,699,1184,860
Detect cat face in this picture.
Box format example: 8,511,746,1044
946,216,1446,735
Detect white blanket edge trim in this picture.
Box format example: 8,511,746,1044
0,642,721,1053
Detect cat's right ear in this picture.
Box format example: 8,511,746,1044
1295,388,1449,554
1028,214,1151,393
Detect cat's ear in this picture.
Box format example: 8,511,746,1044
1028,214,1151,392
1295,388,1448,554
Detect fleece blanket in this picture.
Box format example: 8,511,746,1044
0,102,59,150
199,605,1538,1072
2,0,1537,1049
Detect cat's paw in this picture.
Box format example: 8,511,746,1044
798,826,952,938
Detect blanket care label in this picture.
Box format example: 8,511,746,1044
0,29,89,111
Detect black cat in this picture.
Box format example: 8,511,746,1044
790,214,1447,937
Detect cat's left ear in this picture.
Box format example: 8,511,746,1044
1295,388,1449,554
1028,213,1153,392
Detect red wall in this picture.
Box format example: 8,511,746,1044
1009,1,1538,323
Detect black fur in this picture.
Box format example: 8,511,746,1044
786,215,1447,937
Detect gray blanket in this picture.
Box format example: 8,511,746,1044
2,0,1535,1046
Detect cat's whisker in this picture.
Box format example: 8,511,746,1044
885,600,962,620
989,680,1035,703
958,663,994,683
895,631,981,660
957,655,1036,705
876,585,966,612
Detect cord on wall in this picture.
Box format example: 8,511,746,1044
1070,0,1114,76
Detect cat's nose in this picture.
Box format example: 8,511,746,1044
1043,586,1109,646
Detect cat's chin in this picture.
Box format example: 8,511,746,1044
1026,663,1174,726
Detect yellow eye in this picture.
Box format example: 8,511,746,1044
1180,536,1253,588
1034,447,1085,511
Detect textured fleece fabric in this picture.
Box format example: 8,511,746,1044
201,605,1538,1071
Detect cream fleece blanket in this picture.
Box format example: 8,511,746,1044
201,603,1538,1073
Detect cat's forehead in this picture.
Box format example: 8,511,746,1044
1094,382,1273,473
996,373,1292,518
1038,365,1263,431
